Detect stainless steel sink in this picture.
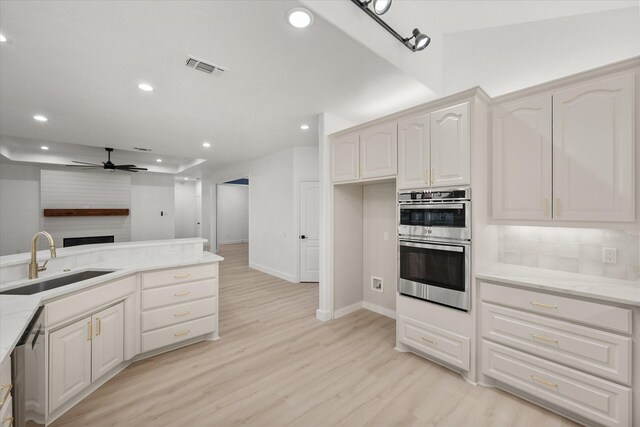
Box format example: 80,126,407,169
0,270,116,296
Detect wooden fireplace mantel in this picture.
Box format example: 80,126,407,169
43,209,130,217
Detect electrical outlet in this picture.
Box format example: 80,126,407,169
383,232,389,241
603,247,618,264
371,276,383,293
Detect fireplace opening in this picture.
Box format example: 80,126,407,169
63,235,115,248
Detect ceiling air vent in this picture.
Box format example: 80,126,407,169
133,147,152,152
185,57,226,76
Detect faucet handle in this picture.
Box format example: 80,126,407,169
38,260,48,272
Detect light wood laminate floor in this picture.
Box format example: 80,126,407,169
53,243,578,426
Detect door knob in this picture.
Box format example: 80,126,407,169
300,235,307,239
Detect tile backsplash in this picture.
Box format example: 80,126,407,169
498,226,640,281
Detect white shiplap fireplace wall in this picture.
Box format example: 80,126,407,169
40,170,131,248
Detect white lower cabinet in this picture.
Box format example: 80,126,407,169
49,303,124,413
480,281,634,426
483,341,631,427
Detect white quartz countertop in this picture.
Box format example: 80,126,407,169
477,263,640,307
0,250,223,366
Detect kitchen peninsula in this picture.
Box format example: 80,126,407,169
0,238,222,425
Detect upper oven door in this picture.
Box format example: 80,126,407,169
399,201,470,240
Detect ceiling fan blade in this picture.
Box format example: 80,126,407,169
114,164,136,168
71,161,101,166
114,165,147,171
66,164,100,168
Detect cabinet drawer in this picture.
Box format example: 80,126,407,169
482,341,631,427
142,279,215,310
141,315,216,353
0,395,12,426
0,357,10,412
481,303,631,384
141,263,217,289
142,297,216,332
481,282,632,334
398,315,470,371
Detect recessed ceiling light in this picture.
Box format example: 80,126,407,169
288,8,313,29
156,158,162,163
40,146,49,150
300,124,310,130
137,83,154,92
0,34,7,43
33,115,48,122
202,142,211,148
184,177,189,181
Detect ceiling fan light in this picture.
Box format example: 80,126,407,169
372,0,392,15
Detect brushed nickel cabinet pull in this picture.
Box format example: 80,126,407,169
87,321,93,341
530,375,558,389
96,317,101,336
555,198,561,217
0,384,12,405
421,336,438,346
530,301,558,310
174,311,191,317
174,330,190,337
174,290,191,297
431,168,435,184
174,273,191,279
543,198,550,217
531,333,559,344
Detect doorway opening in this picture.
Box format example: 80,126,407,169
216,177,249,262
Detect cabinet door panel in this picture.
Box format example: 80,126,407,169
92,303,124,382
49,317,92,413
492,95,552,219
331,133,359,183
360,123,397,179
553,73,635,221
430,102,470,187
398,114,430,189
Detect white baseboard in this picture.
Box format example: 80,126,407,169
334,301,363,319
219,239,249,245
249,262,297,283
316,309,332,322
363,301,396,319
333,301,396,320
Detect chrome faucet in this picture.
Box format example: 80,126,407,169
29,231,57,279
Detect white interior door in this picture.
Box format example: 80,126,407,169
299,181,319,282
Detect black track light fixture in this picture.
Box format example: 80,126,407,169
350,0,430,53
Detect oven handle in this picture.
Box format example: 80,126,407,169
400,203,465,210
399,240,466,252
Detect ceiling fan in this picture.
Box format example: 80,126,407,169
66,147,148,172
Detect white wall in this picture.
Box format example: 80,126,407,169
0,163,41,255
174,180,199,239
211,145,319,282
216,184,248,245
0,163,181,255
130,173,175,241
362,182,397,313
443,7,640,97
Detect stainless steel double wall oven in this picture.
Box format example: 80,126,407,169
398,187,471,311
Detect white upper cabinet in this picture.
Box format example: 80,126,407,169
359,123,397,180
91,304,124,383
492,95,553,220
398,114,430,189
430,102,471,188
331,132,359,183
553,73,635,222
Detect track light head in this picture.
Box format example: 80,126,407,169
411,28,430,51
372,0,392,15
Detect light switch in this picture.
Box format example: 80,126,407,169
383,232,389,241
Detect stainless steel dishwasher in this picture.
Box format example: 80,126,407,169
12,306,45,427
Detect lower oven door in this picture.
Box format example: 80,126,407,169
398,240,470,311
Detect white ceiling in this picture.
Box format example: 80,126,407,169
0,0,637,175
